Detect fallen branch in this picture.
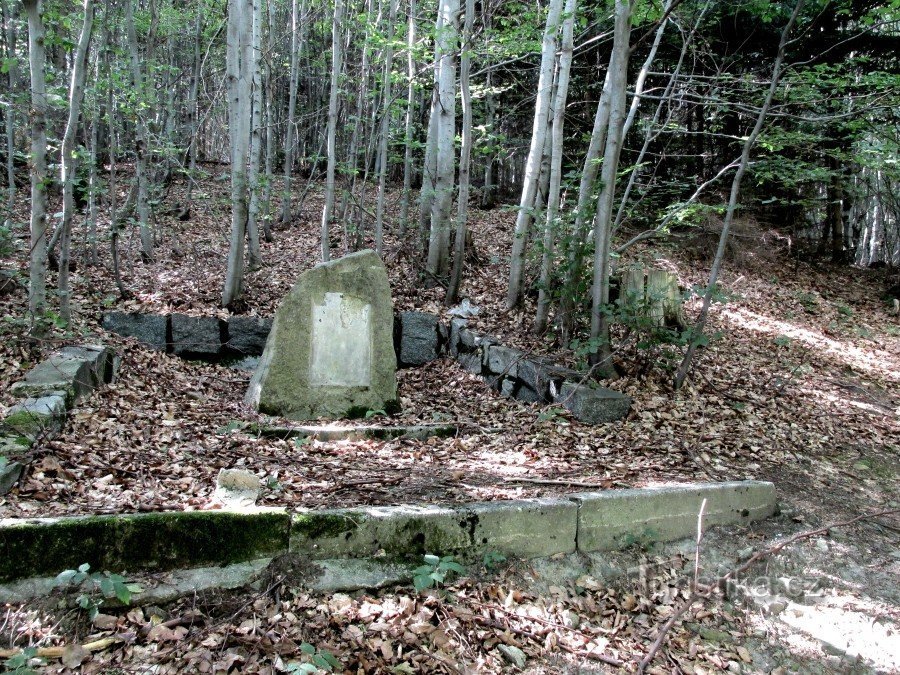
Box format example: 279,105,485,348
0,635,126,660
637,507,900,673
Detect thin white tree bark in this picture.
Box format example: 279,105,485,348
446,0,474,303
417,6,443,249
425,0,459,278
280,0,300,225
23,0,48,328
506,0,564,309
2,0,16,226
246,0,263,269
320,0,344,262
675,0,805,389
534,0,576,334
398,0,417,234
374,0,399,256
57,0,94,324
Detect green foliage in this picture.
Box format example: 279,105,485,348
482,551,507,572
2,647,43,675
364,408,387,420
536,407,566,423
286,644,341,673
413,554,465,592
773,335,792,347
55,563,143,620
0,223,14,257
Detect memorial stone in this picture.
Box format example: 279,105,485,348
246,250,398,419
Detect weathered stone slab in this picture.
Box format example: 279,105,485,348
398,311,441,367
2,395,66,438
102,312,169,351
486,345,522,377
556,381,632,423
291,497,576,562
0,460,23,496
226,316,273,355
449,319,467,357
0,510,291,583
246,250,398,420
572,481,777,552
518,357,580,401
171,314,223,356
57,345,115,385
9,356,94,404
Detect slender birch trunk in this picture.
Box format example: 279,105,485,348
480,3,495,209
446,0,474,303
417,6,443,251
374,0,399,256
222,0,253,307
58,0,95,324
183,7,202,213
675,0,805,389
2,0,16,226
506,0,564,309
246,0,263,269
425,0,459,278
588,0,632,377
261,0,275,239
321,0,344,262
124,0,153,260
534,0,576,334
23,0,48,328
398,0,416,235
280,0,300,225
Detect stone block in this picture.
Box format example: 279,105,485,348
9,356,94,404
456,351,483,375
449,319,467,357
2,395,66,438
57,345,115,385
291,497,576,562
215,469,261,508
572,481,777,552
102,312,169,351
556,381,631,424
226,316,273,355
398,311,441,367
0,460,23,496
246,251,398,420
171,314,223,356
519,357,580,400
486,345,522,377
513,384,545,404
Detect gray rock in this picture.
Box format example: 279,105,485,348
215,469,261,507
486,345,522,377
513,384,545,404
246,251,398,420
457,351,483,375
102,312,169,351
447,299,480,318
2,395,66,438
0,460,24,496
398,311,441,366
449,319,467,357
498,645,527,668
0,269,21,297
171,314,223,356
226,316,273,355
500,377,516,398
57,345,115,385
556,381,632,424
518,357,580,400
9,356,95,404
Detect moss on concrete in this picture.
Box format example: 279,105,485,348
0,510,290,583
291,512,361,540
2,410,50,436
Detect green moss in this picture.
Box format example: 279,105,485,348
2,410,51,436
0,510,291,583
291,512,360,540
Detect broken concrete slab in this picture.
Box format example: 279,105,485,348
171,314,223,356
571,481,777,552
247,250,398,420
556,381,632,424
102,312,169,351
56,345,116,385
290,497,577,563
9,356,95,404
2,394,66,438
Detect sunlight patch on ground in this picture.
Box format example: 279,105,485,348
720,307,900,382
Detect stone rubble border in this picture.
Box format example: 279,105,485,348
103,310,633,424
0,481,775,599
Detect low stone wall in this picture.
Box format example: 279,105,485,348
0,481,776,587
104,310,632,423
1,344,117,495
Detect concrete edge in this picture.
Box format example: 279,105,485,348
0,481,776,600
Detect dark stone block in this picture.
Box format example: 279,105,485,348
519,357,581,400
171,314,223,356
226,316,273,355
556,382,632,424
486,345,523,377
102,312,169,351
399,311,441,367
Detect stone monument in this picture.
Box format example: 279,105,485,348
245,250,398,419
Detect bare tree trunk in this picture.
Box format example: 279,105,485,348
280,0,300,225
374,0,399,256
675,0,805,389
446,0,474,304
261,0,275,240
425,0,459,278
246,0,263,269
57,0,94,324
398,0,417,235
534,0,576,334
222,0,253,307
320,0,344,262
124,0,153,261
505,0,564,309
23,0,48,328
2,0,16,227
183,6,203,213
417,6,443,252
588,0,632,378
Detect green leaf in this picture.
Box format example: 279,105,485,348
423,554,440,566
100,576,115,598
441,561,465,574
299,643,316,655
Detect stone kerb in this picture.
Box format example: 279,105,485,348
246,251,398,420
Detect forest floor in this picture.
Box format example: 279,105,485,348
0,168,898,673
